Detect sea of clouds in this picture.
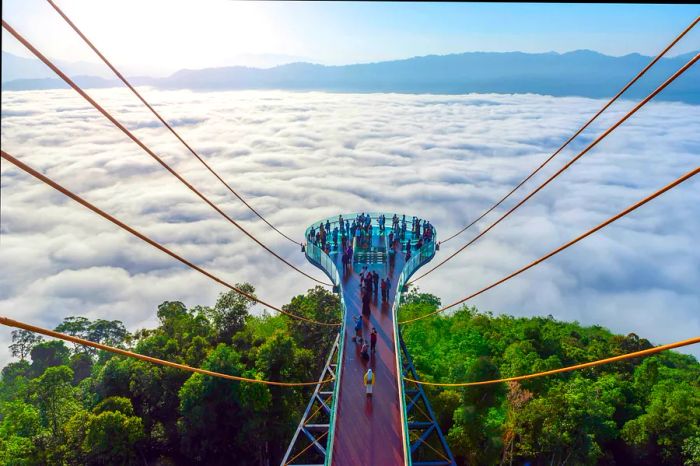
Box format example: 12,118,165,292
1,88,698,365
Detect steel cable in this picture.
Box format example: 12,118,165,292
1,150,341,327
400,166,699,324
410,52,699,284
404,336,700,386
440,16,699,245
0,316,335,386
45,0,301,246
1,20,330,287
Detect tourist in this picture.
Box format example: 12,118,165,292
362,289,371,317
364,368,375,397
372,271,379,295
370,328,377,353
380,278,387,301
353,315,363,344
361,342,370,361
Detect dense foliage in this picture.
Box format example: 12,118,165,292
1,286,697,465
399,290,700,466
0,285,338,465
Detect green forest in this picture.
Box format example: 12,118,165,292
0,286,698,465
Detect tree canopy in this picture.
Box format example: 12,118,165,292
0,286,697,465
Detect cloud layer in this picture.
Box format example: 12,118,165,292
1,88,698,365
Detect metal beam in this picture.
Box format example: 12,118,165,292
400,333,457,466
281,334,340,466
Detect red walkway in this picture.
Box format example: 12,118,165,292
330,247,406,466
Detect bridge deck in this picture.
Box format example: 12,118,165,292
331,245,406,466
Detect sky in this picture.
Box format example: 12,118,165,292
1,88,699,368
1,1,699,75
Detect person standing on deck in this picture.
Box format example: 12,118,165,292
359,265,368,291
370,328,377,354
362,289,371,317
364,369,375,397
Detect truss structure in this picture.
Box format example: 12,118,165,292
281,333,340,466
400,334,456,466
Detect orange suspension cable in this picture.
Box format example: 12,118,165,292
1,19,330,287
400,166,699,324
439,16,699,245
0,316,335,386
45,0,300,246
1,150,340,327
284,431,329,465
410,52,699,284
404,336,700,386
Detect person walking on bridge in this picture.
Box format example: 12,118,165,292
362,288,371,318
353,315,363,344
361,342,370,361
364,368,375,397
370,328,377,354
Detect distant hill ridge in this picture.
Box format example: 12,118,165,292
2,49,699,103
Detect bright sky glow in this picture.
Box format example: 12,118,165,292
1,1,699,75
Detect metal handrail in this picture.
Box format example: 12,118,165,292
392,238,437,466
303,240,345,466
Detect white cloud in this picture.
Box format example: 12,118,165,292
1,88,698,366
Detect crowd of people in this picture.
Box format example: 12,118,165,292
305,213,436,400
306,213,435,257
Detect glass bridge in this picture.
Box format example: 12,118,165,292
282,213,455,466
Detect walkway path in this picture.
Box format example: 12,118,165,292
331,242,406,466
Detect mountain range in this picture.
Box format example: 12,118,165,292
2,50,698,103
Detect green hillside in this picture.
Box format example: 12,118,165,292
1,287,698,465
